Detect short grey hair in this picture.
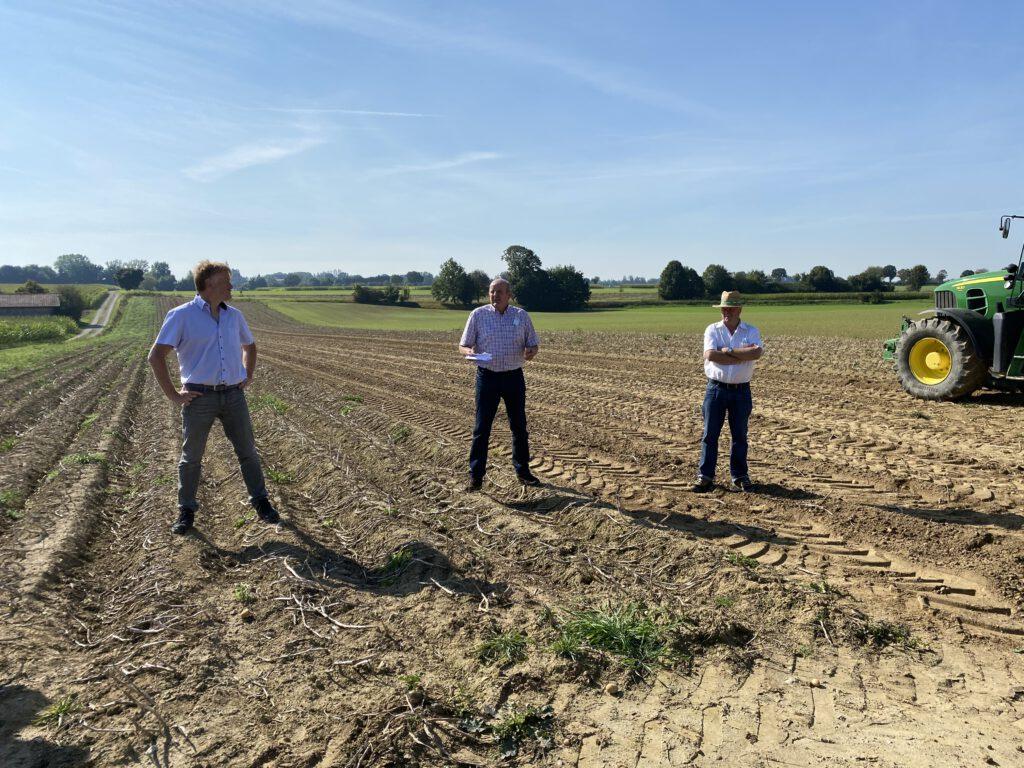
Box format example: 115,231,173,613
489,277,511,291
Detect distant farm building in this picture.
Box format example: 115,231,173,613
0,293,61,316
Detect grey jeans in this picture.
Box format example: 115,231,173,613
178,388,268,513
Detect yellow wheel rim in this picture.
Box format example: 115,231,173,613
908,337,952,385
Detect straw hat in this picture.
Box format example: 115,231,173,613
712,290,744,308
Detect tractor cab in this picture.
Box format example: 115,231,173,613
883,215,1024,399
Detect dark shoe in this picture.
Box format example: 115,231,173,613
254,497,280,524
466,477,483,492
731,478,754,493
517,472,541,487
171,508,194,535
690,478,715,493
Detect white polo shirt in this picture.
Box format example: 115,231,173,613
703,320,763,384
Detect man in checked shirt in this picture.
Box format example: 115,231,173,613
458,278,541,491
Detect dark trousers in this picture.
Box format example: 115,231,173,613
469,367,530,479
698,380,753,482
178,388,268,513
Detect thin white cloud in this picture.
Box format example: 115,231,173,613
368,151,503,177
255,107,438,118
240,1,716,118
183,136,325,181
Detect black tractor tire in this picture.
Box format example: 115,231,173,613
895,317,988,400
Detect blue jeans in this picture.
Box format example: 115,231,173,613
469,367,530,479
698,380,752,482
178,388,268,513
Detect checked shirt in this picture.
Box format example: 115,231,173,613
460,304,540,372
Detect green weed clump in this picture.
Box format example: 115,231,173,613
397,673,421,691
250,394,288,414
389,424,411,444
476,630,529,666
65,451,105,465
724,551,759,569
555,602,689,675
853,619,920,650
491,704,554,758
33,694,79,729
379,547,413,586
233,584,255,605
266,468,293,484
0,488,25,514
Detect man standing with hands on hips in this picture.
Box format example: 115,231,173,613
692,290,764,493
148,260,280,534
459,278,541,491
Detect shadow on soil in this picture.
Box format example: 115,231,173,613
0,682,89,767
499,481,800,548
958,390,1024,407
189,519,505,598
873,503,1024,531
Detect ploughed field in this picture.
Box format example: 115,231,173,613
2,296,1023,768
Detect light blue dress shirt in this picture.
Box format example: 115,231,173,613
155,295,254,385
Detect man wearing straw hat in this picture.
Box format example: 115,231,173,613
692,290,763,493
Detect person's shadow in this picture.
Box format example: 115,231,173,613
0,682,89,767
189,519,505,598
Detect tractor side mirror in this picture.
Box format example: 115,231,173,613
1001,218,1011,238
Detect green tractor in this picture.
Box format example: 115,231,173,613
883,215,1024,400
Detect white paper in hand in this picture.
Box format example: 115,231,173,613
464,352,492,362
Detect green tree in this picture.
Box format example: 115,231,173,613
658,260,703,300
468,269,491,302
807,265,840,292
547,265,591,310
770,267,788,281
733,270,769,293
248,275,268,289
960,269,974,278
847,266,887,292
701,264,732,297
147,261,176,291
283,273,302,287
55,286,86,321
882,265,897,283
502,245,543,283
15,280,47,294
897,265,930,291
431,259,475,306
115,267,144,290
55,253,103,284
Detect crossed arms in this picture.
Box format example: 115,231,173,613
704,344,763,365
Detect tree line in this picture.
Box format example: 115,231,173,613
3,252,972,311
0,254,437,292
430,246,590,311
657,262,945,300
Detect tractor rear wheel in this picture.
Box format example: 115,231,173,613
895,317,988,400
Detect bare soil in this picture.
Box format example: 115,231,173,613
1,297,1022,767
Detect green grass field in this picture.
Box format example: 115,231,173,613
265,299,931,339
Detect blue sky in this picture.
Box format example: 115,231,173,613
2,1,1024,279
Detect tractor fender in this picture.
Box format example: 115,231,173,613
919,308,993,366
